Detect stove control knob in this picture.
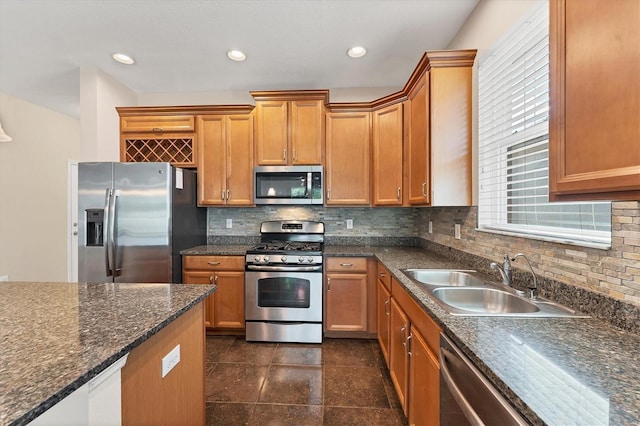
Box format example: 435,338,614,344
281,256,287,263
254,256,260,263
264,256,270,263
298,256,304,263
307,256,314,263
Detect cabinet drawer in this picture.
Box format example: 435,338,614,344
183,255,244,271
120,115,195,133
377,262,391,290
325,257,368,272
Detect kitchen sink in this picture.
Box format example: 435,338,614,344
401,269,589,318
402,269,488,287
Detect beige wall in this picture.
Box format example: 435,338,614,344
0,92,81,281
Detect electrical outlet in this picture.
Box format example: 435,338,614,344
226,218,232,229
162,344,180,378
454,223,461,240
0,275,8,281
346,219,353,229
428,221,433,234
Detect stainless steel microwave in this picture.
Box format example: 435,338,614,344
254,166,323,205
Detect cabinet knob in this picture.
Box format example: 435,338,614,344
209,275,213,284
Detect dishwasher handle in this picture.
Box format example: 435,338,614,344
440,346,485,426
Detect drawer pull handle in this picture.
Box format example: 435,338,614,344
207,261,221,265
340,263,354,267
152,127,164,133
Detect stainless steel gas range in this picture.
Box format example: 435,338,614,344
245,220,324,343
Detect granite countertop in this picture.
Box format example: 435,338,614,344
181,244,251,256
0,281,215,426
185,244,640,424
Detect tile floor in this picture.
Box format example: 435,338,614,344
205,336,408,425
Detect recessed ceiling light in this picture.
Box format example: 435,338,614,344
112,53,135,65
347,46,367,58
227,50,247,62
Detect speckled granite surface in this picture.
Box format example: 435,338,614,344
0,282,215,426
183,243,640,424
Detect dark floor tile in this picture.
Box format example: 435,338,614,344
272,343,323,365
218,339,277,364
259,365,323,405
206,402,254,426
323,338,377,367
379,366,402,410
324,365,390,408
206,363,269,403
248,404,323,426
323,406,405,426
369,340,388,367
206,336,237,363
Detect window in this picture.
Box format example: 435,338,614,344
477,1,611,248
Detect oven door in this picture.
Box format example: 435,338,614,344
245,270,322,322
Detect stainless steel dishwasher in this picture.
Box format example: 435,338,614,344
439,333,528,426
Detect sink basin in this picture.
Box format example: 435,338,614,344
431,287,540,315
402,269,487,287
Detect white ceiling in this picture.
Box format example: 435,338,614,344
0,0,480,118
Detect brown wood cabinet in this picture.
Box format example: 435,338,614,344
377,262,392,366
373,103,404,206
388,276,442,423
252,91,327,165
549,0,640,201
324,257,377,337
404,51,476,206
325,111,372,205
197,113,254,206
121,302,205,425
183,255,245,331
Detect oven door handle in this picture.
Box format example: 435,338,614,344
246,264,323,272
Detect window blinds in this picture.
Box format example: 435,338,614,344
477,1,611,248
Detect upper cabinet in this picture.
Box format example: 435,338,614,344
325,110,372,205
252,91,328,166
117,108,197,168
405,50,476,206
373,103,404,206
549,0,640,201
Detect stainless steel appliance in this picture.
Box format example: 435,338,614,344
254,165,323,205
78,162,206,284
245,220,324,343
439,333,527,425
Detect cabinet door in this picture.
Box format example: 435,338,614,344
407,73,430,205
389,297,410,415
212,271,245,329
197,116,227,205
226,115,254,205
377,280,391,367
182,271,215,328
408,327,439,426
373,103,404,206
325,112,371,205
255,101,288,165
290,99,324,165
325,272,368,332
549,0,640,201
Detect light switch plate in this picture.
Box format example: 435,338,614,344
454,223,461,240
162,344,180,378
346,219,353,229
226,219,232,229
428,221,433,234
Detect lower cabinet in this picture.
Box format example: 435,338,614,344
388,276,442,425
182,255,245,331
324,256,377,337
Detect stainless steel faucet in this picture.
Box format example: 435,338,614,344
512,253,538,300
490,254,512,286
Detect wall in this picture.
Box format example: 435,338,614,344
416,203,640,307
0,92,81,281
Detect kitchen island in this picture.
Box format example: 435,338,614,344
0,281,215,426
184,243,640,425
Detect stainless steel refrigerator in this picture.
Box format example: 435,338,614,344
78,162,206,283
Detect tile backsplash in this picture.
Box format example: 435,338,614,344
207,201,640,308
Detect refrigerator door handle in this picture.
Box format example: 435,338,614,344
104,188,113,277
112,190,121,276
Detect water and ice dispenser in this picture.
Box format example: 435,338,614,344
85,209,104,246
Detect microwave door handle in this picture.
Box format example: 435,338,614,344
306,172,312,198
